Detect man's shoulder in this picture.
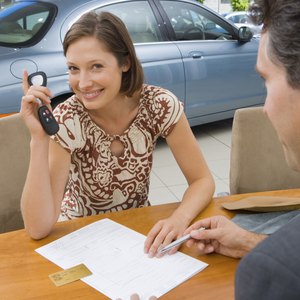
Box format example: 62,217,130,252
235,213,300,300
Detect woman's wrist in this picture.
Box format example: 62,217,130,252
30,135,50,147
171,208,194,227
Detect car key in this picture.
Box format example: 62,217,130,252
27,71,59,135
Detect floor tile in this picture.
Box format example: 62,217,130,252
214,179,230,197
152,165,186,186
149,171,165,188
152,140,177,168
168,184,188,201
149,120,232,205
148,187,179,206
195,134,231,161
207,159,230,180
197,119,233,147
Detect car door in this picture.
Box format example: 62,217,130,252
157,0,266,126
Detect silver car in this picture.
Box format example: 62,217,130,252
0,0,265,126
223,11,263,36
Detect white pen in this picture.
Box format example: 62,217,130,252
158,227,205,254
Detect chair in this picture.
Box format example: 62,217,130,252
230,107,300,194
0,114,30,233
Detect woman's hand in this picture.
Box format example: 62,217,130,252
20,70,53,137
144,213,190,258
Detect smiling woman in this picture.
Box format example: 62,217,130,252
19,11,214,264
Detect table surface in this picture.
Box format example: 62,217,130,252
1,189,300,300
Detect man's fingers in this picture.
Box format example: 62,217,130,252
186,218,215,233
190,228,222,241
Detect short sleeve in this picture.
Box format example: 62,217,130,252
148,87,184,138
51,97,85,153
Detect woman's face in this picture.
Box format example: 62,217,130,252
66,36,129,111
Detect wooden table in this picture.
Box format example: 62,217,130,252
1,189,300,300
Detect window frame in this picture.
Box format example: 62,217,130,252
0,1,57,48
154,0,238,42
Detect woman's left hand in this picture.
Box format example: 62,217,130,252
144,214,190,258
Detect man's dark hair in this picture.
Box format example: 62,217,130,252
249,0,300,89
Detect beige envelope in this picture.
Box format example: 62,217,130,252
222,196,300,212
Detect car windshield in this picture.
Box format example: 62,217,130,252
0,1,56,47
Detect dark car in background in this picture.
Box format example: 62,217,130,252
0,0,265,126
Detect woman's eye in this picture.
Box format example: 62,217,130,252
68,66,78,72
92,64,103,70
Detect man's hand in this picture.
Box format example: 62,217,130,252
184,216,267,258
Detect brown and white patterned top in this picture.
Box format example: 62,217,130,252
52,84,183,220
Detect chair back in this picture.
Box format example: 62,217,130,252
230,107,300,194
0,114,30,233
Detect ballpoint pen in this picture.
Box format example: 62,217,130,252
158,227,205,254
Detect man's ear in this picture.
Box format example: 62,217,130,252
122,56,131,72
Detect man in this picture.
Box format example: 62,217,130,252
133,1,300,299
185,0,300,298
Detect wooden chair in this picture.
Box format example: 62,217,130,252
230,107,300,194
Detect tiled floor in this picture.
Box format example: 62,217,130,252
149,119,233,206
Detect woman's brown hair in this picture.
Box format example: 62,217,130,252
63,11,144,97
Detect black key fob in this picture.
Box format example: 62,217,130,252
28,71,59,135
37,105,59,135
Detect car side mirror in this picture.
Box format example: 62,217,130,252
238,26,253,42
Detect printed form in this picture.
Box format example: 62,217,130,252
36,218,208,299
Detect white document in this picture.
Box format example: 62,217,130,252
36,218,208,299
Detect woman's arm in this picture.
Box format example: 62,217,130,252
21,139,70,239
144,113,215,256
20,70,71,239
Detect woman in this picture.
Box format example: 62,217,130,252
20,11,214,257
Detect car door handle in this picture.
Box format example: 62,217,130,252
189,51,203,59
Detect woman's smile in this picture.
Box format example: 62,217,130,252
81,89,104,101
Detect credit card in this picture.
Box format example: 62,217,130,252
49,263,92,287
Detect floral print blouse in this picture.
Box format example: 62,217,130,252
52,84,183,220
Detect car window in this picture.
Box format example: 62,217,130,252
95,1,163,43
229,14,248,24
0,1,56,47
229,13,257,26
160,0,235,41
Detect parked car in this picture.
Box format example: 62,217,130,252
0,0,265,126
223,11,263,36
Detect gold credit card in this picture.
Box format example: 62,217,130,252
49,263,92,287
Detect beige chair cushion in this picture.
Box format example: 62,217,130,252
0,114,30,233
230,107,300,194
